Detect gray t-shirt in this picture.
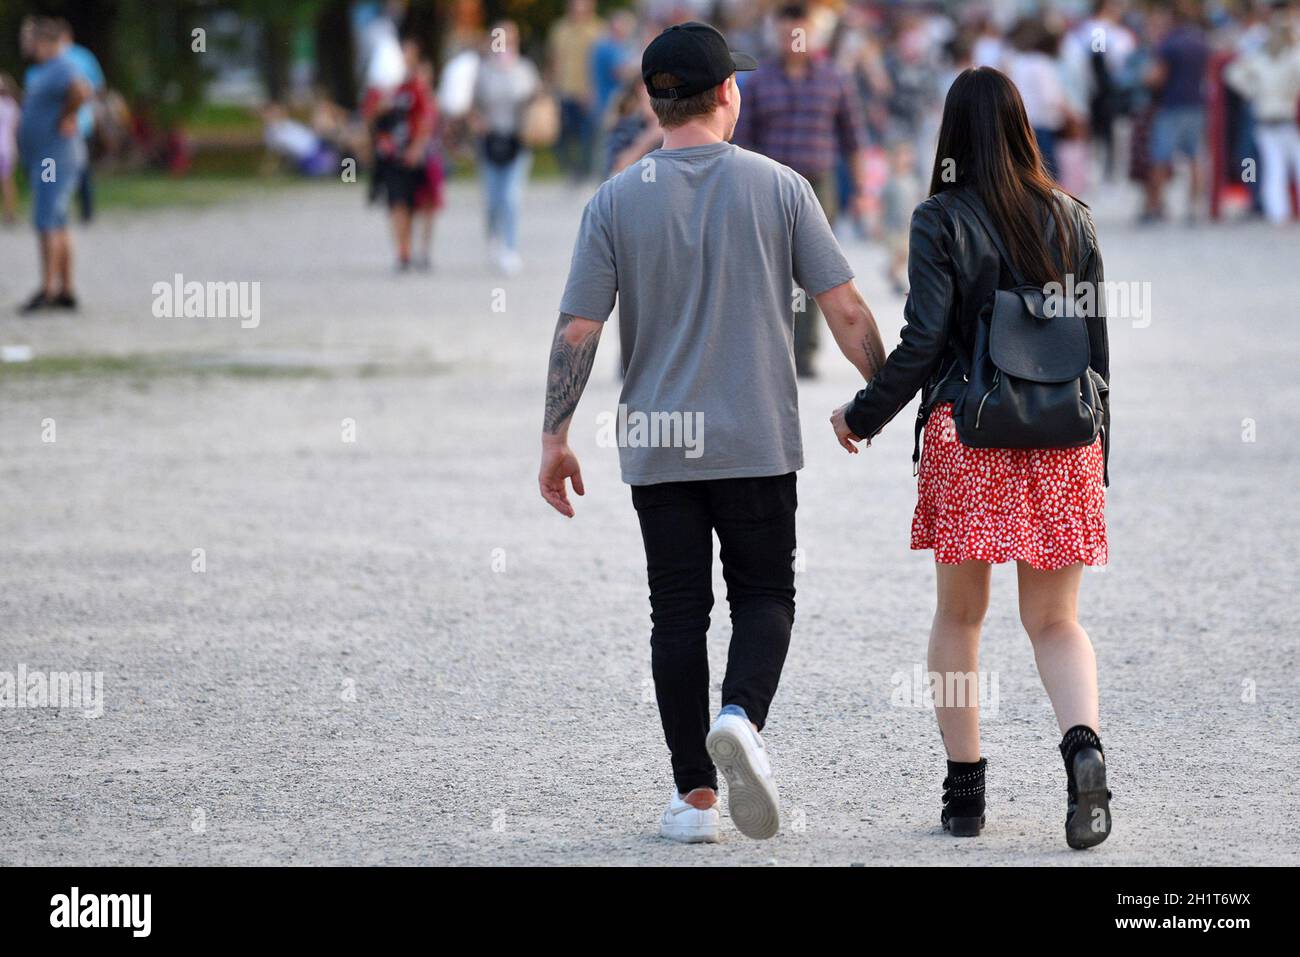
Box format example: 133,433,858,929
473,56,539,135
558,141,853,485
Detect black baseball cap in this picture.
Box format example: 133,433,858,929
641,21,758,100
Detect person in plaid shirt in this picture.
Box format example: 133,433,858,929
732,2,868,378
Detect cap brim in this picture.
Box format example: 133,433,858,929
731,51,758,71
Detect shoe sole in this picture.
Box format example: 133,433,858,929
706,723,780,840
943,815,985,837
659,822,720,844
1067,749,1112,849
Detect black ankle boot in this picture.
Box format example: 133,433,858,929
941,758,986,837
1060,725,1112,849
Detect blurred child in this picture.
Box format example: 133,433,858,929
363,37,435,272
0,73,20,224
880,139,922,294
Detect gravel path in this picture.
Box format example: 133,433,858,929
1,178,1297,866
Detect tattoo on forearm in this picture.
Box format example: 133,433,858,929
862,333,886,378
544,312,602,434
845,289,887,380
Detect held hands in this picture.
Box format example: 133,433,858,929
830,402,867,454
539,437,585,517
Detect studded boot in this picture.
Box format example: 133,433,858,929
941,757,987,837
1060,725,1112,849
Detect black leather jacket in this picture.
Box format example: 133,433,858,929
843,186,1110,474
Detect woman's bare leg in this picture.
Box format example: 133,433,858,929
415,209,435,264
1016,562,1099,733
389,205,412,265
929,560,991,762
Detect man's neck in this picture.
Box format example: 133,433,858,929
661,120,727,150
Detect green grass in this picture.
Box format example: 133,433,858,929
9,138,561,217
0,353,447,382
92,171,314,212
186,102,263,136
10,168,318,214
0,354,325,380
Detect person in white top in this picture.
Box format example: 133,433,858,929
1069,1,1139,179
971,13,1008,70
1006,17,1072,177
471,21,540,275
1225,11,1300,223
0,72,20,224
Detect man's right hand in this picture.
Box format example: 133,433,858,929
539,440,585,517
830,402,864,454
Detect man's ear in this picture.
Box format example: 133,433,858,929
716,76,736,106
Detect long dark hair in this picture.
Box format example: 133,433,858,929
928,67,1074,287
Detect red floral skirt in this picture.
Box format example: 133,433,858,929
911,403,1108,571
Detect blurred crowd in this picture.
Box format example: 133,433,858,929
381,0,1299,277
5,1,1299,289
1,16,200,229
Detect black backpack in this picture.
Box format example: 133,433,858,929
945,190,1107,455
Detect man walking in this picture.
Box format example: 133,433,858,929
1144,0,1210,222
731,2,868,378
17,17,90,314
538,22,885,843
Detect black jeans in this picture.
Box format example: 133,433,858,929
631,473,797,794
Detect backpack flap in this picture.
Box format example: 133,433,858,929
1015,286,1058,320
988,289,1090,384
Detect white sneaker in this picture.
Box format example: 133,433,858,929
659,791,720,844
706,713,780,839
497,249,522,276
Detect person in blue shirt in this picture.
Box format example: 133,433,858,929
17,17,91,313
590,11,637,124
58,19,105,223
1145,0,1211,222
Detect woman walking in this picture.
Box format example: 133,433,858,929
830,67,1112,849
471,21,539,276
